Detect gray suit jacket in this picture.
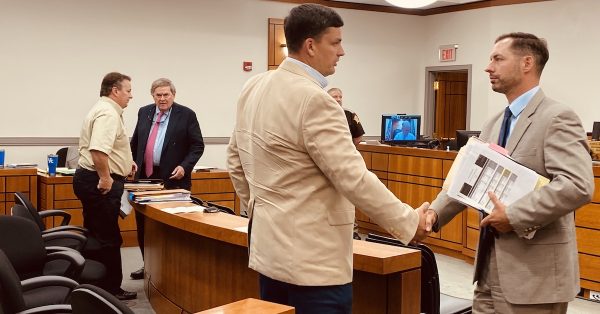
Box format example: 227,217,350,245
227,59,419,286
431,89,594,304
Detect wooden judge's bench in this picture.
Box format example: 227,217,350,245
356,143,600,298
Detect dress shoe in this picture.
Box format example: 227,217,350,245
130,267,144,280
353,232,362,240
114,288,137,301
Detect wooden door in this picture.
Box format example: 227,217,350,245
434,72,468,138
268,18,286,70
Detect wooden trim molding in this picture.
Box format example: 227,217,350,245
265,0,550,16
0,137,231,146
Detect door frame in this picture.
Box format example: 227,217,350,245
423,65,472,137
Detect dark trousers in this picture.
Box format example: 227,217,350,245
135,165,190,258
259,274,352,314
73,168,125,294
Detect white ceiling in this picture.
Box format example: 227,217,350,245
332,0,482,9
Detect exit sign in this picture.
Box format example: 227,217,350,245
439,45,457,62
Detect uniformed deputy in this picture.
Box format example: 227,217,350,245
328,88,365,146
72,72,138,301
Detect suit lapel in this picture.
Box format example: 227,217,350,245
140,105,155,150
505,89,545,153
161,103,179,155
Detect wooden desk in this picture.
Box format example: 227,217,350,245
0,168,38,216
196,298,294,314
135,202,421,314
37,169,239,247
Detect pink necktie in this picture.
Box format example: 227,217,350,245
144,112,164,177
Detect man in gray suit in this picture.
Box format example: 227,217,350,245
427,32,594,313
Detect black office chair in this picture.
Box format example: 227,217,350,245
70,284,134,314
13,193,100,252
0,249,75,313
0,216,106,288
366,233,472,314
56,147,69,168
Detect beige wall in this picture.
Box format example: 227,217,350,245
1,0,599,169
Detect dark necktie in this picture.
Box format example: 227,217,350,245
474,106,512,282
497,106,513,148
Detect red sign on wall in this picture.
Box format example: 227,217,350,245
439,45,457,62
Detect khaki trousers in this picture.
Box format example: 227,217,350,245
473,246,568,314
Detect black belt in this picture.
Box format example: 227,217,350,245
76,168,126,182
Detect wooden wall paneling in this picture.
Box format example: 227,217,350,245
387,155,443,178
387,180,440,209
592,177,600,202
0,202,5,216
579,254,600,290
360,151,372,169
190,179,235,194
576,228,600,256
442,159,453,178
440,212,463,244
0,177,5,192
575,203,600,229
148,281,184,314
371,153,388,171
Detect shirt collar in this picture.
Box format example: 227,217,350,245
153,106,172,119
508,86,539,117
102,96,124,116
286,57,328,89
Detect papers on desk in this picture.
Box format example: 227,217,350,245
160,205,206,214
193,165,216,172
124,180,163,191
56,167,76,175
445,137,549,215
129,189,191,204
7,163,38,168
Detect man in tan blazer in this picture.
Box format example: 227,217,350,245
227,4,430,313
427,33,594,313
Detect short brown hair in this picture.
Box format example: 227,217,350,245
496,32,549,75
99,72,131,97
284,4,344,54
150,78,176,95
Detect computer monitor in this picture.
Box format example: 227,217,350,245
381,114,421,144
455,130,481,150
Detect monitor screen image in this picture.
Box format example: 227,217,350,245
455,130,481,151
381,114,421,143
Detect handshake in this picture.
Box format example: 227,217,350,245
411,202,437,245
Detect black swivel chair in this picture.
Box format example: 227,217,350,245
13,193,100,252
0,249,75,313
56,147,69,168
70,284,134,314
0,215,106,288
366,233,472,314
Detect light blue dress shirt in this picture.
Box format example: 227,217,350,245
149,107,172,166
506,86,540,139
286,57,328,88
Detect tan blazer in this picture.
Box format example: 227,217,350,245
227,59,419,286
431,89,594,304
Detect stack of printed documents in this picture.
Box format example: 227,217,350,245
444,137,549,215
124,180,163,191
129,189,192,204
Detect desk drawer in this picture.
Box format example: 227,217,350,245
576,203,600,229
577,227,600,256
579,253,600,283
54,185,77,200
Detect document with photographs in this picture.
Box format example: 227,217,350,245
444,137,549,215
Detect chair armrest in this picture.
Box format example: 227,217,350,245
21,275,79,291
42,225,88,236
45,246,79,254
46,251,85,280
16,304,72,314
38,209,72,226
42,231,87,251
